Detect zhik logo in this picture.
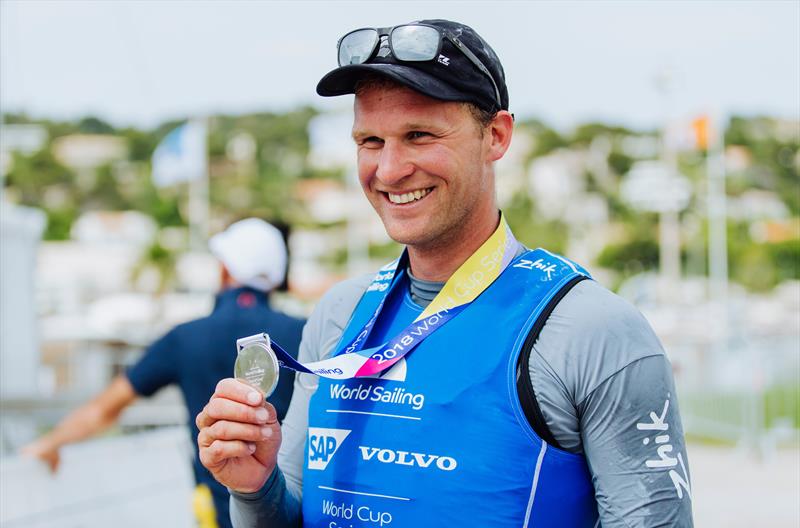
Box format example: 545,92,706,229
513,258,557,280
307,428,351,471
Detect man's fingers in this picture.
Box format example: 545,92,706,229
194,378,278,466
205,397,276,425
214,378,265,406
198,420,274,448
195,403,222,430
21,443,60,473
199,439,256,469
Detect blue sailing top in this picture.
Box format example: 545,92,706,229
302,248,599,527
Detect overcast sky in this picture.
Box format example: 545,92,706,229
1,0,798,131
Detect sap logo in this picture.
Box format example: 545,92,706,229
308,428,351,471
359,446,458,471
513,258,557,280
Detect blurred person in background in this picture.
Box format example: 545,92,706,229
196,19,693,528
22,217,306,528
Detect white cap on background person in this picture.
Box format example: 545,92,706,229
208,218,287,292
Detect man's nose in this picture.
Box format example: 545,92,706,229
375,140,413,184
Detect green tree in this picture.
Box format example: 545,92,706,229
517,118,566,160
570,123,636,147
726,115,799,214
77,116,116,135
5,149,75,204
131,239,178,294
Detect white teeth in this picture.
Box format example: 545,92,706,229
388,188,431,204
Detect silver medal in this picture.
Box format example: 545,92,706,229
234,333,279,397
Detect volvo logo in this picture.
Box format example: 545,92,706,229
358,446,458,471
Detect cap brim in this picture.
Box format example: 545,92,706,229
316,63,469,104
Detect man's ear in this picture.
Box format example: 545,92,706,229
486,110,514,162
220,264,233,289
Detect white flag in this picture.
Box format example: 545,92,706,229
151,120,207,187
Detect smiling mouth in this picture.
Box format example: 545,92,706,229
385,187,433,205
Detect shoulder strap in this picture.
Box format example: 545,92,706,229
516,275,588,450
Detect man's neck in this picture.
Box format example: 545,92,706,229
406,211,500,282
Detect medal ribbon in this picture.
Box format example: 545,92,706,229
271,214,518,379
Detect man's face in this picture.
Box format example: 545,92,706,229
352,85,497,251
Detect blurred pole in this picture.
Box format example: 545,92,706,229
654,67,682,303
0,113,5,200
705,115,730,353
621,161,690,304
188,117,210,252
747,349,766,460
659,209,682,291
188,169,209,251
706,116,728,304
0,203,46,399
704,116,763,456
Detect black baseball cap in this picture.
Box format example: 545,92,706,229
316,19,509,113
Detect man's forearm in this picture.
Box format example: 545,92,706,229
38,376,136,448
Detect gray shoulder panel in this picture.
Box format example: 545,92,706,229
529,279,693,525
533,281,666,407
530,279,667,452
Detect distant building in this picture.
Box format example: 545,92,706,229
51,134,128,170
495,127,532,208
620,134,660,159
35,219,214,396
728,189,790,222
740,117,800,144
71,210,157,246
527,149,586,220
294,179,352,224
0,123,48,154
725,145,752,173
307,112,356,171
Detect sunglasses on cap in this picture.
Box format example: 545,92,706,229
337,24,502,111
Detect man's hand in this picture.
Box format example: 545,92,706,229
19,376,138,474
21,439,61,472
196,378,282,493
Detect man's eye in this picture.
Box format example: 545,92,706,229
408,131,431,140
360,136,384,147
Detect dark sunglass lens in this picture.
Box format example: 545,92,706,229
391,25,439,61
339,29,379,66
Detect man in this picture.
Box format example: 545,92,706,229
23,218,305,528
196,20,693,527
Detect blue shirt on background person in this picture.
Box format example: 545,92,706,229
127,284,304,528
22,218,306,528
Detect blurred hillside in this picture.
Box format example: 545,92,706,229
2,110,797,293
